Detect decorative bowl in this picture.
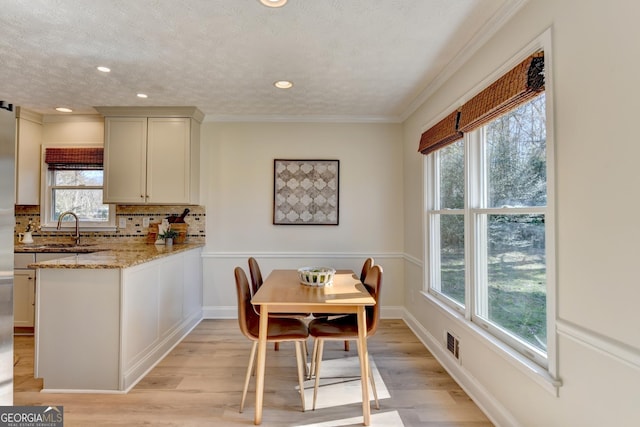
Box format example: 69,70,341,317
297,267,336,287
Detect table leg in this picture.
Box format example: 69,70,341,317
356,306,371,426
255,304,269,425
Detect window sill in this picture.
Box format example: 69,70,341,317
420,290,562,396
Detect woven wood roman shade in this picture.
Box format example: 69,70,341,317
418,111,463,155
458,52,544,132
418,51,544,155
45,147,104,170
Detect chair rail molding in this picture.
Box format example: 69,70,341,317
556,318,640,371
201,251,404,260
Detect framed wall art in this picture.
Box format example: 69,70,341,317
273,159,339,225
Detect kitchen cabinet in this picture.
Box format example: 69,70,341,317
14,271,35,328
99,107,203,205
13,252,73,329
35,247,203,392
14,254,35,328
15,108,43,205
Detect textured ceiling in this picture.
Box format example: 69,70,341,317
0,0,518,122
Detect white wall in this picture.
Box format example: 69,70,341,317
403,0,640,426
42,115,104,144
199,121,405,318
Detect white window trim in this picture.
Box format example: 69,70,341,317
40,144,116,232
421,28,559,393
420,288,561,395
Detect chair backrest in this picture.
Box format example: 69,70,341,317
363,264,383,336
360,257,374,283
234,266,260,340
248,257,263,297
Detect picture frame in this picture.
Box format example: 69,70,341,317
273,159,339,225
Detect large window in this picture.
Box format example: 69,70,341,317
478,95,547,356
41,147,115,229
423,51,553,370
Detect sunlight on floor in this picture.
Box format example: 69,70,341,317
297,410,404,427
300,356,390,411
294,356,400,426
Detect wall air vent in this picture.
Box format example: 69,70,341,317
446,331,460,361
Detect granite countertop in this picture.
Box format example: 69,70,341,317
20,242,204,269
15,242,122,254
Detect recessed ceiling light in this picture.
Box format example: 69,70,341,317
274,80,293,89
136,93,148,98
97,66,111,73
55,107,73,113
259,0,287,7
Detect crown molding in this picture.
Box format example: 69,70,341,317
202,113,402,124
399,0,530,122
16,106,43,124
94,106,205,123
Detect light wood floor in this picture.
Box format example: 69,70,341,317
14,319,493,426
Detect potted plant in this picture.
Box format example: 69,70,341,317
159,227,179,246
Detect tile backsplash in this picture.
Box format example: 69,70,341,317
15,205,206,244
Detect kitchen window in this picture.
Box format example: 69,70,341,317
41,147,115,230
421,48,556,376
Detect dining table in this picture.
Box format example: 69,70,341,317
250,269,377,426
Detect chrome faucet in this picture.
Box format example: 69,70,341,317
57,211,80,245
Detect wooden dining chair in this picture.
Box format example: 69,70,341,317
312,257,374,353
359,257,374,283
307,264,383,411
248,257,310,351
247,257,264,298
234,267,309,413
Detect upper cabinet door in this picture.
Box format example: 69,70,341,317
99,106,202,205
103,117,147,204
15,110,43,205
146,118,191,204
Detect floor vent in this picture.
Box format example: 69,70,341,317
446,331,460,361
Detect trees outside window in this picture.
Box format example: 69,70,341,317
51,170,109,222
426,93,549,366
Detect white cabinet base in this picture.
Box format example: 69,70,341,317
36,269,120,391
35,248,203,393
14,270,35,328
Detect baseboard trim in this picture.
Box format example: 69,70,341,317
204,306,236,319
121,311,203,392
401,309,520,427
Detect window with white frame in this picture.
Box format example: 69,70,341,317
421,51,553,369
41,147,115,230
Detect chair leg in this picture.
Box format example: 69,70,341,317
240,341,258,413
312,339,325,411
344,340,350,351
368,358,379,410
309,338,318,380
274,342,280,351
302,339,309,378
294,341,306,412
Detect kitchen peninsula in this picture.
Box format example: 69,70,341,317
30,242,203,393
